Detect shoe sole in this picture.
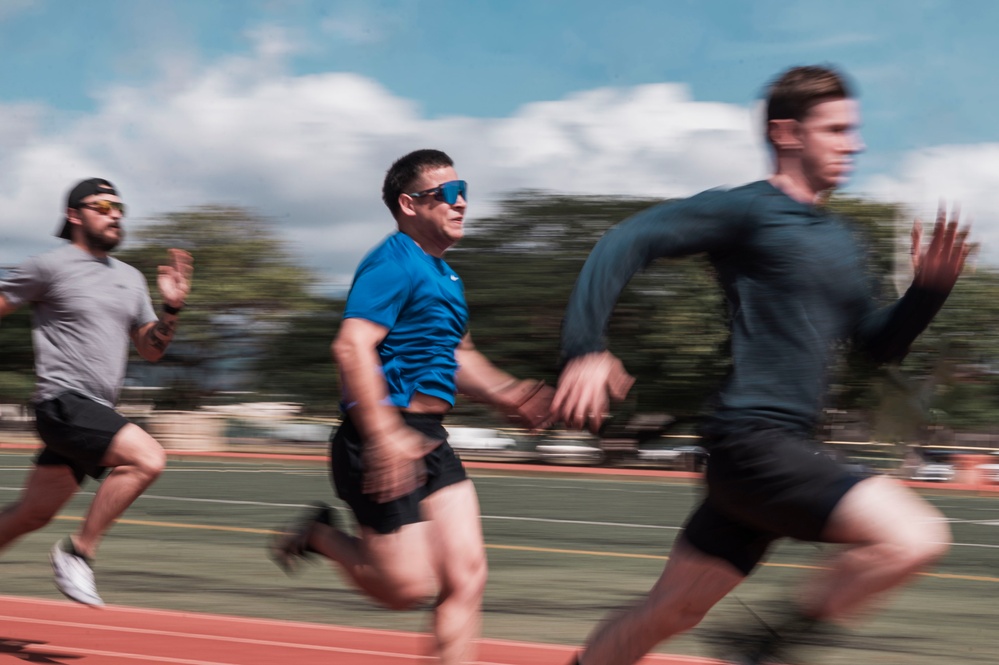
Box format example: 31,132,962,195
50,548,105,607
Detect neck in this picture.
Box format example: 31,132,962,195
398,227,450,258
71,239,109,260
769,173,828,205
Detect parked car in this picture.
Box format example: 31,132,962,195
635,442,708,471
536,432,605,465
980,452,999,484
909,462,956,483
446,427,517,453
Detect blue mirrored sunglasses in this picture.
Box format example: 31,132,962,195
408,179,468,205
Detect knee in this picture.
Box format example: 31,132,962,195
461,549,488,600
134,445,167,480
441,548,487,605
381,578,436,611
888,519,951,572
911,519,951,567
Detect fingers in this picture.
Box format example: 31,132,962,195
363,456,425,503
362,430,435,503
169,248,194,278
553,352,624,433
516,383,556,432
910,219,922,271
159,249,193,304
607,359,636,402
364,459,425,503
914,201,973,292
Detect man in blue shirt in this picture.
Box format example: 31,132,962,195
553,66,972,665
271,149,552,665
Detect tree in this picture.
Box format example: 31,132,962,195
448,192,730,419
449,191,999,435
116,205,321,409
253,298,344,413
0,308,35,402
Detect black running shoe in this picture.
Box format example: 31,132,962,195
268,501,334,575
726,613,819,665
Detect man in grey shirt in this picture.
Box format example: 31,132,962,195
0,178,193,606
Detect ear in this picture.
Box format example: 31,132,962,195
767,118,803,151
397,193,418,219
64,208,83,237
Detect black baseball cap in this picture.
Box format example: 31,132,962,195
57,178,119,240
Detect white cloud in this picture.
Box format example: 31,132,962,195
861,144,999,263
3,42,995,291
0,45,769,286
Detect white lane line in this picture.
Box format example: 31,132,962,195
0,614,430,661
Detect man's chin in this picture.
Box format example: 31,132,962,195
85,234,121,253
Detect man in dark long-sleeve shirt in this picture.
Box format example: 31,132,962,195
554,66,971,665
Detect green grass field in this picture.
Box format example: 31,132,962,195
0,451,996,664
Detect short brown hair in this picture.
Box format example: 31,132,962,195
382,149,454,218
765,65,854,143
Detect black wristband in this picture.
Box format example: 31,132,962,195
162,303,183,315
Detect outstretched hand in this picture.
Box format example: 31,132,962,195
363,427,442,503
911,205,973,294
552,351,635,433
496,379,556,431
157,249,193,309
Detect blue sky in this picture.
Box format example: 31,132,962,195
2,0,998,289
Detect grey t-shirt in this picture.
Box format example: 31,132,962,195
0,244,158,407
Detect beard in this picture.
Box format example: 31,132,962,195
83,224,122,252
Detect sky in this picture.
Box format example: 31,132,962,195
2,0,998,293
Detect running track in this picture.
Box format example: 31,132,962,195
0,595,721,665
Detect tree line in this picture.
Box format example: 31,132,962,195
2,193,998,439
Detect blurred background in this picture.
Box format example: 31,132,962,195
2,1,999,479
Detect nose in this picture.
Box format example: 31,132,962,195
849,130,865,154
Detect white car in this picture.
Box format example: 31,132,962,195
979,463,999,484
446,427,517,453
536,432,605,465
909,462,956,483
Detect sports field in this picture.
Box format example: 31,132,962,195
0,448,996,664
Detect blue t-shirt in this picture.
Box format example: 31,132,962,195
342,231,469,408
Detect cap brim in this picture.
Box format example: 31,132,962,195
56,218,72,240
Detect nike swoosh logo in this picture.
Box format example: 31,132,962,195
450,275,459,281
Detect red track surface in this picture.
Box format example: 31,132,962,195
0,595,721,665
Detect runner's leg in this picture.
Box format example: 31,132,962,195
309,518,437,609
802,474,951,620
0,464,79,551
422,480,487,665
578,536,744,665
73,423,166,558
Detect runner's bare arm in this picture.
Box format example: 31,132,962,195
455,333,555,431
333,317,437,502
132,249,193,362
132,314,179,362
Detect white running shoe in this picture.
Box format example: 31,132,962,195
50,539,104,607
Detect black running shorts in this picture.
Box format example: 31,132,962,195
331,412,468,534
34,392,130,484
683,423,866,575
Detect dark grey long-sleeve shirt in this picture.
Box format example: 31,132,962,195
562,180,949,435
